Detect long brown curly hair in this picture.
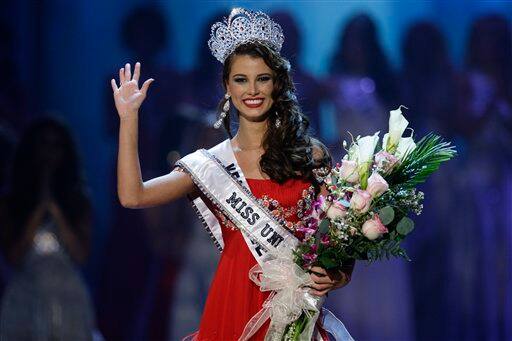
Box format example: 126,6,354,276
218,42,331,185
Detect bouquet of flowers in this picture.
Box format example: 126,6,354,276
283,106,457,340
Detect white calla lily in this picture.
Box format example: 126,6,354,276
386,106,409,153
396,136,416,159
355,132,379,188
356,132,380,165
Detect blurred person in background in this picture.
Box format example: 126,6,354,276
398,21,458,340
0,117,98,340
444,14,512,341
399,21,456,137
0,22,31,136
325,13,398,150
455,14,512,139
271,11,326,137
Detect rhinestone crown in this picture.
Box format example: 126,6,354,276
208,8,285,63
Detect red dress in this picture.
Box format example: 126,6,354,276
195,177,314,341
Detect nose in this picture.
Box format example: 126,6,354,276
247,80,259,96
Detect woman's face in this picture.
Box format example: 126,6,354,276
226,54,275,122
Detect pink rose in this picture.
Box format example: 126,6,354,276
367,172,389,198
326,200,347,220
374,151,399,174
339,160,359,183
362,214,389,240
350,189,372,214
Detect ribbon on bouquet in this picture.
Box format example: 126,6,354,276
238,257,324,341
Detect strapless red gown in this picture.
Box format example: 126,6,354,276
193,177,314,341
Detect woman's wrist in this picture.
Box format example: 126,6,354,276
120,110,139,121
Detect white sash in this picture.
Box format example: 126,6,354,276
176,139,298,265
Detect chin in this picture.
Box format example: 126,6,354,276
239,108,272,122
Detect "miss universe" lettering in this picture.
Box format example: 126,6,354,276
225,192,285,248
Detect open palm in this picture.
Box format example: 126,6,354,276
111,62,154,118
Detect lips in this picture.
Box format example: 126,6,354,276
242,97,264,108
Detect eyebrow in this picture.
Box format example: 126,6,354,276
232,73,273,77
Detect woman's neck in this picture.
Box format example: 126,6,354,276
233,117,268,150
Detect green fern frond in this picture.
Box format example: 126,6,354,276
386,133,456,188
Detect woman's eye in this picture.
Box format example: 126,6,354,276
258,76,272,82
234,78,246,83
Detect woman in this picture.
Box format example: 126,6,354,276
446,14,512,340
326,13,398,155
111,8,353,340
0,118,97,340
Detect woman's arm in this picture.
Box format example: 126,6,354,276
47,201,90,264
4,201,47,264
112,62,196,208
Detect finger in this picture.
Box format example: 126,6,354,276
125,63,131,81
309,288,330,297
140,78,154,97
310,266,328,276
311,273,334,284
111,79,118,92
133,62,141,82
119,68,125,84
332,270,347,282
310,282,333,291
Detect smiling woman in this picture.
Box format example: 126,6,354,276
111,7,354,340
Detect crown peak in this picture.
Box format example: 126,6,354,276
208,8,285,63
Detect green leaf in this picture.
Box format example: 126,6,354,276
318,255,337,269
315,219,330,248
378,206,395,225
318,219,329,234
396,217,415,235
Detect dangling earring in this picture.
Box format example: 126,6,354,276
275,111,281,128
214,93,230,129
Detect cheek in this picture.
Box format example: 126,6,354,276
228,85,244,106
264,84,275,106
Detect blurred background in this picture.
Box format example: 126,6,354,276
0,1,511,340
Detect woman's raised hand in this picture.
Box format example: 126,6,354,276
111,62,154,119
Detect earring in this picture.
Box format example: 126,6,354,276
214,93,230,129
275,111,281,128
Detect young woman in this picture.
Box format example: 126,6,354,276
111,8,354,340
0,118,96,340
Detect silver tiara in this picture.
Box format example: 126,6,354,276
208,8,285,63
